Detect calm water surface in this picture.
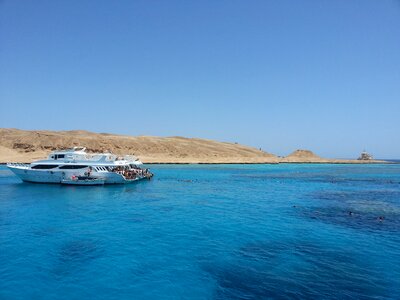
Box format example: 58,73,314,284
0,164,399,299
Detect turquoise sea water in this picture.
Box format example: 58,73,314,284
1,164,399,299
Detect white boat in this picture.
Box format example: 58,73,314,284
7,147,153,184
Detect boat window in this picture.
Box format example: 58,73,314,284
56,154,65,159
59,165,88,169
31,164,59,169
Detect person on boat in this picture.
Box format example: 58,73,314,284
87,166,92,177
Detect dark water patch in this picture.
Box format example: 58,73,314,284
178,179,197,183
58,239,102,263
296,205,400,233
340,177,400,185
312,190,400,207
137,193,166,203
159,206,174,212
130,261,159,278
121,187,136,193
53,238,103,277
237,242,288,262
31,226,60,237
238,173,343,186
144,196,164,203
307,176,400,186
203,240,391,299
157,177,205,183
240,173,400,187
297,188,400,233
240,173,310,180
122,213,147,223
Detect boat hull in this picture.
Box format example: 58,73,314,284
61,179,105,186
7,166,148,185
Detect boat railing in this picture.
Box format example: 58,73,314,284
49,147,87,155
7,163,30,168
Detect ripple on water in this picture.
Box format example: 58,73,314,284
122,213,147,223
31,226,60,237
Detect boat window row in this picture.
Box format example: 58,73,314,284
31,164,59,169
59,165,89,169
31,164,90,170
95,166,109,171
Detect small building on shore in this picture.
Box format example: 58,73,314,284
358,151,373,161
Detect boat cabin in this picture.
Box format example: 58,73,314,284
48,147,88,161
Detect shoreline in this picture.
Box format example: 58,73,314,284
0,161,394,165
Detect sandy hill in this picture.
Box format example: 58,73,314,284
281,149,330,163
0,128,279,163
0,129,386,164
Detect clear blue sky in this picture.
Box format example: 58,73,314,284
1,0,399,158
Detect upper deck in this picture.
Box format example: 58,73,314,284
35,147,143,166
